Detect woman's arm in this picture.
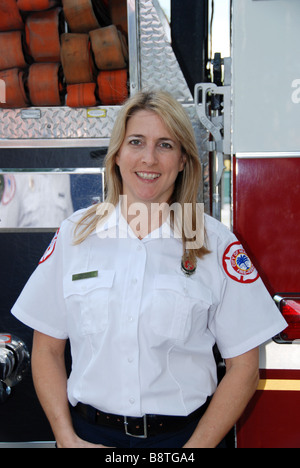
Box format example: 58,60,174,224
183,347,260,448
31,330,105,448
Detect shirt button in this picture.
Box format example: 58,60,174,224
137,245,142,251
128,357,134,363
129,398,135,404
128,316,134,322
132,278,137,285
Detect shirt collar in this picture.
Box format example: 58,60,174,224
92,202,181,243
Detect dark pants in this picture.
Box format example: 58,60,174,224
70,406,227,448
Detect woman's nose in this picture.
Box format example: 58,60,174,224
141,145,157,165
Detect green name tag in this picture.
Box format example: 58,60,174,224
72,271,98,281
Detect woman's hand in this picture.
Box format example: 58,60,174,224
56,434,113,448
183,347,259,448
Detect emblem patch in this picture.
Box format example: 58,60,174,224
222,241,259,284
39,229,60,264
0,334,12,345
2,175,16,205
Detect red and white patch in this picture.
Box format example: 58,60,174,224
39,229,60,265
222,241,259,284
0,334,11,345
2,175,16,205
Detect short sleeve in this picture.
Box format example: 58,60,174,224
11,225,69,339
209,238,287,359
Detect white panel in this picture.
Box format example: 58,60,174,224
232,0,300,153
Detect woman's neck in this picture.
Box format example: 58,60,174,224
120,197,169,239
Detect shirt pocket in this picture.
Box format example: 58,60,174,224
63,270,115,336
150,274,212,341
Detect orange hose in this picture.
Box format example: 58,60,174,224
66,83,97,107
109,0,128,36
0,68,29,108
97,69,128,105
25,8,62,63
0,0,24,31
0,31,27,71
62,0,100,33
28,63,63,106
17,0,59,10
61,33,97,84
89,25,128,70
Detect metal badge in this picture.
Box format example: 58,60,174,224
181,255,196,277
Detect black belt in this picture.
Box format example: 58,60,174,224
73,398,211,439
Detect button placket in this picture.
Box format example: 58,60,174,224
121,241,147,415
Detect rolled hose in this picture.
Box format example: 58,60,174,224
109,0,128,36
25,8,62,63
0,31,27,71
0,0,24,31
89,25,128,70
17,0,59,10
60,33,97,84
0,68,29,108
62,0,110,33
28,63,65,106
97,69,128,106
66,83,97,108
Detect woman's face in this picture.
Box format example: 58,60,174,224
116,110,185,206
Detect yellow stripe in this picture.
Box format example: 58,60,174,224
257,379,300,391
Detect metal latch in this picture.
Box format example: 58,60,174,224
194,81,231,186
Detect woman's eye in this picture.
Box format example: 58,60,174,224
160,142,172,149
129,139,142,146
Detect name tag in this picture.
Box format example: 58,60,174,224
72,271,98,281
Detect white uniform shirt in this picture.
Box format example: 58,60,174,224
0,174,73,228
11,204,287,417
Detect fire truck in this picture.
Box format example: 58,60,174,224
0,0,299,448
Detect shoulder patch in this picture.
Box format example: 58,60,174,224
222,241,259,284
39,229,60,265
2,175,16,205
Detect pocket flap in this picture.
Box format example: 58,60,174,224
63,270,115,298
154,274,212,304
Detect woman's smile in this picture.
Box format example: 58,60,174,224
135,171,161,181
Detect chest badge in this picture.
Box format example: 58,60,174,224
181,254,196,276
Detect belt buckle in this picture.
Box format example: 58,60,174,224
124,415,148,439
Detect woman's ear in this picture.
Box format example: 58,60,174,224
179,153,187,172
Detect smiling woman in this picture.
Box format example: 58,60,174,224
11,90,287,449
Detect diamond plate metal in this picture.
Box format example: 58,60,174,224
0,106,120,142
139,0,193,103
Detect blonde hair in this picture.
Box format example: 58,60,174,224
74,90,209,262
